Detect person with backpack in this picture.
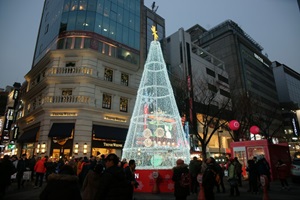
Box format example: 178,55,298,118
228,158,240,197
172,159,190,200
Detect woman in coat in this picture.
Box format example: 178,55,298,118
172,159,190,200
81,163,103,200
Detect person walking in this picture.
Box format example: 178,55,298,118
172,159,190,200
202,157,216,200
16,154,29,189
28,155,37,182
189,156,201,194
124,159,139,200
0,155,16,199
81,163,104,200
227,158,240,197
40,164,82,200
94,153,127,200
246,158,259,194
34,155,47,188
276,159,290,190
234,157,243,187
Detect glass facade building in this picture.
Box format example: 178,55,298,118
34,0,141,66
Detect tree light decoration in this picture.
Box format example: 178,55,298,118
122,40,190,169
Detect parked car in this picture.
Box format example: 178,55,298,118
291,158,300,182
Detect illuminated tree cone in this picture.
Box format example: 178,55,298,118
122,41,190,169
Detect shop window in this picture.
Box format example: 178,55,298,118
121,73,129,86
102,94,112,109
104,68,113,82
120,97,128,112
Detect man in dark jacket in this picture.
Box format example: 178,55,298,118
202,157,216,200
0,155,16,198
124,159,138,200
95,153,127,200
16,154,29,189
172,159,190,200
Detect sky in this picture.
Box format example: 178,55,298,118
0,0,299,89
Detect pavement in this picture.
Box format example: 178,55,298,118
2,177,300,200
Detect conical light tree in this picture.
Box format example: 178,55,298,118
122,26,190,169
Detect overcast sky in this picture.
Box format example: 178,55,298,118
0,0,299,89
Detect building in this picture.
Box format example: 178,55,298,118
16,0,165,159
193,20,283,141
165,27,232,159
272,61,300,156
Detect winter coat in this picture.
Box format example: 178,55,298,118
189,159,201,177
202,163,216,190
34,158,47,173
40,173,82,200
0,156,16,186
172,164,190,198
81,169,102,200
277,163,288,179
94,165,128,200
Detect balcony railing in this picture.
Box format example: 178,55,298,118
43,95,91,104
47,66,94,76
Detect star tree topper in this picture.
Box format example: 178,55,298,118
151,25,158,41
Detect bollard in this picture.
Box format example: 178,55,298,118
197,173,206,200
260,175,269,200
152,171,160,194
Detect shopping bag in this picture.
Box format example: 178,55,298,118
23,171,32,180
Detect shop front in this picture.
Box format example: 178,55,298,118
92,125,127,158
17,126,40,157
48,123,75,159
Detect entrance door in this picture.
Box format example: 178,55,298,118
52,148,71,159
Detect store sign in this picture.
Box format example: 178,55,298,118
103,142,123,148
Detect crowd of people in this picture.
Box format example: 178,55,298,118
0,153,138,200
0,153,288,200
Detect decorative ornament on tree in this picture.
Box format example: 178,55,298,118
250,125,260,135
229,120,240,131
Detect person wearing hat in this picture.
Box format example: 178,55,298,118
172,159,190,200
94,153,127,200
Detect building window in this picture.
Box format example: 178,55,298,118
220,89,231,98
120,97,128,112
218,74,229,84
102,94,112,109
66,62,76,67
121,73,129,86
206,68,215,77
62,89,72,96
104,68,113,82
208,83,218,93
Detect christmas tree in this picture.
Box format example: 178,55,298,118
122,26,190,169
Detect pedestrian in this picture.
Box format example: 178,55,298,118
78,156,90,186
34,155,47,188
202,157,216,200
81,163,104,200
213,159,225,193
276,159,290,190
234,157,243,187
256,155,271,190
40,164,82,200
124,159,139,200
189,156,201,194
246,158,259,194
16,153,29,189
0,155,17,198
227,158,240,197
28,155,37,182
172,159,190,200
94,153,127,200
44,157,56,182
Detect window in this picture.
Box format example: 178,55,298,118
102,94,112,109
120,97,128,112
121,73,129,86
62,89,72,96
218,74,229,84
206,68,215,77
104,68,113,82
208,83,218,93
220,89,231,98
66,62,76,67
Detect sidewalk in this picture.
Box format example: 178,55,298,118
3,178,300,200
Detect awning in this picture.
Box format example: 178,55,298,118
48,123,75,138
17,127,39,143
93,125,128,141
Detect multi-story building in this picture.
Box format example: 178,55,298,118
16,0,165,159
192,20,282,141
272,61,300,156
165,27,232,159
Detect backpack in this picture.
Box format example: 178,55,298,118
180,172,190,187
